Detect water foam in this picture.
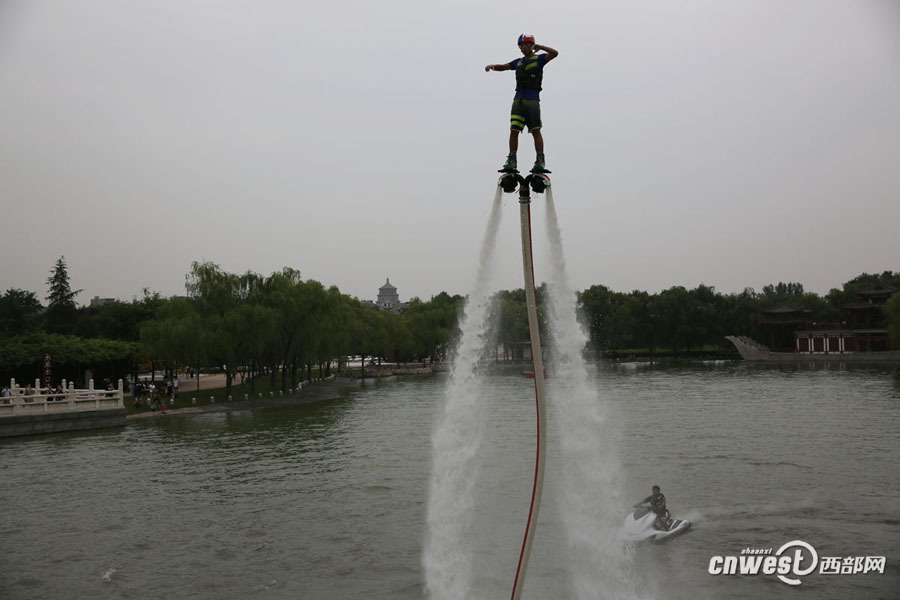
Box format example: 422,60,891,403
423,188,504,600
544,190,638,599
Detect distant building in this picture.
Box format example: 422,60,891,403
797,284,898,353
758,304,812,351
376,278,408,313
760,284,898,353
90,296,115,307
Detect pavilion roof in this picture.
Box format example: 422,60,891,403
760,303,811,315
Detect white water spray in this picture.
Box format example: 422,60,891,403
544,190,637,599
423,188,504,600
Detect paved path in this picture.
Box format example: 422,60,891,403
174,373,230,392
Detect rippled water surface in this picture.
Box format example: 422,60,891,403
2,363,899,599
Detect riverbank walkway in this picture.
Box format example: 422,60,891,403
1,378,124,416
129,375,363,420
1,378,126,438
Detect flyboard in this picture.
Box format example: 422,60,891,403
498,166,551,600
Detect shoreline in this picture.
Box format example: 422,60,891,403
127,377,364,420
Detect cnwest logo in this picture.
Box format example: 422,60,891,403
708,540,885,586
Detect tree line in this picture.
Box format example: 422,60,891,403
139,262,462,395
579,273,900,355
0,258,462,387
2,257,898,385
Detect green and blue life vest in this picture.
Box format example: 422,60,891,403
509,53,547,100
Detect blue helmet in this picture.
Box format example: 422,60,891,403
517,34,535,45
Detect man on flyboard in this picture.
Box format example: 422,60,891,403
485,34,558,174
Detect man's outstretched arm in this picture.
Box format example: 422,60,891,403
485,63,511,72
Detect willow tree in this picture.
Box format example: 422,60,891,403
184,261,251,396
403,292,462,364
140,297,207,382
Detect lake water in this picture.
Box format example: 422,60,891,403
2,362,899,599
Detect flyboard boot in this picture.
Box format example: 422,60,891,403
498,153,522,194
499,153,518,173
530,153,550,174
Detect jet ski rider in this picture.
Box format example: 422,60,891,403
633,485,670,531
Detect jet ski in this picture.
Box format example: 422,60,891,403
623,506,691,542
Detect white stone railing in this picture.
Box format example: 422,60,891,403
0,378,124,417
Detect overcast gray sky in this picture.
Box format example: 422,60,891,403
2,0,898,305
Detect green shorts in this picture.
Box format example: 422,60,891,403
510,98,542,133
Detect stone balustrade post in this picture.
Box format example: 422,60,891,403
9,379,18,414
117,379,124,408
33,378,46,411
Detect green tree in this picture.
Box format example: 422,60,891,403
761,282,806,300
0,289,43,337
489,289,528,358
403,292,462,363
140,298,208,379
44,256,81,334
342,299,379,370
686,284,721,349
577,285,623,352
0,332,140,384
384,310,416,362
719,288,765,341
75,291,163,341
184,261,251,396
633,291,660,354
230,300,278,390
262,270,331,388
826,271,900,312
884,293,900,346
326,293,368,371
655,286,694,353
607,295,642,349
361,309,390,364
